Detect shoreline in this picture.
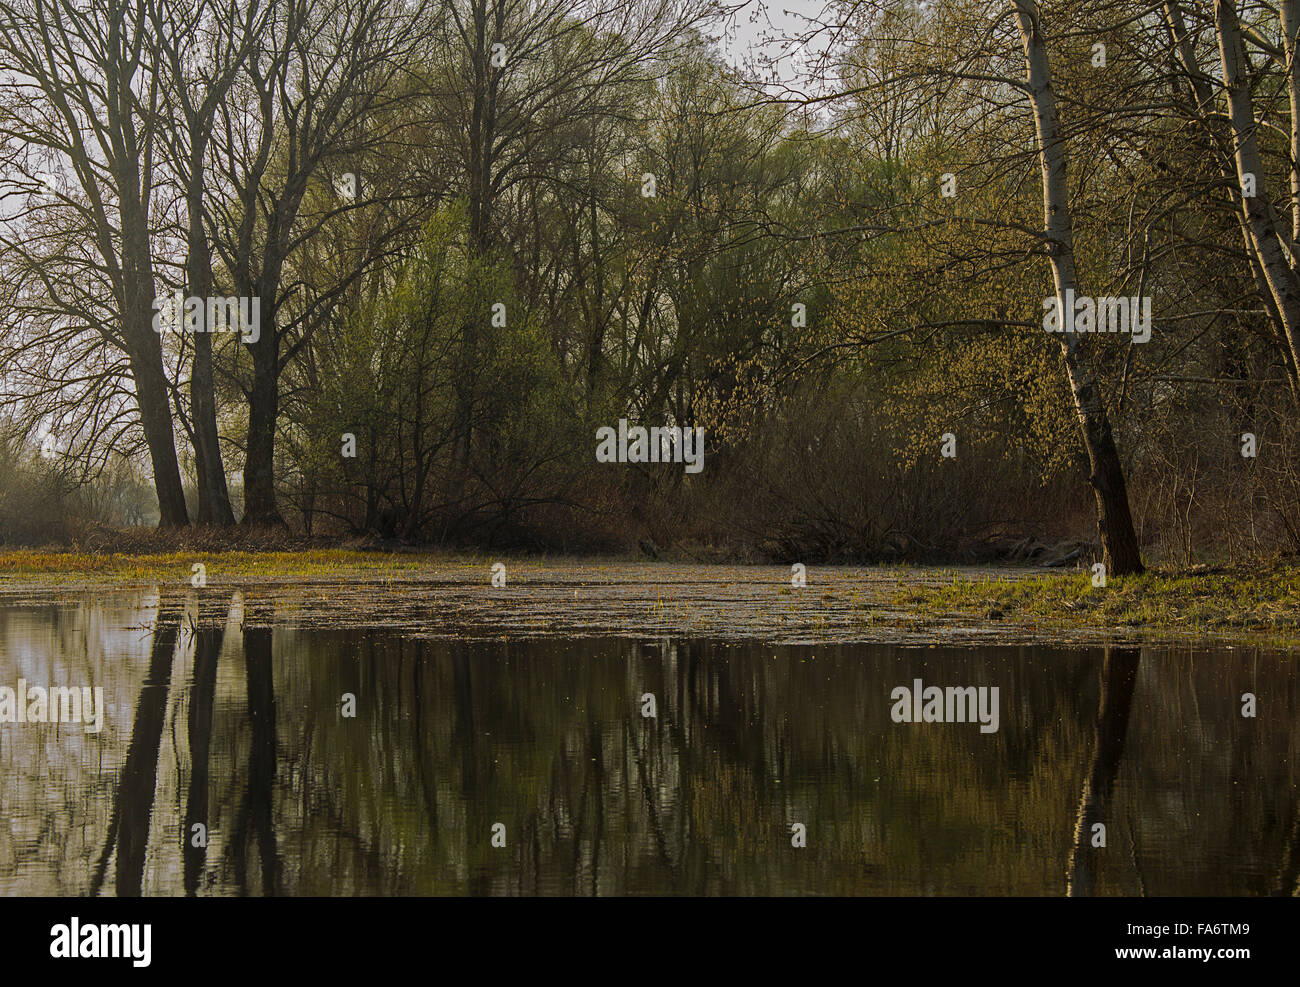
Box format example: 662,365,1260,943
0,551,1296,649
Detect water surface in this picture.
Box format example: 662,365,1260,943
1,592,1296,895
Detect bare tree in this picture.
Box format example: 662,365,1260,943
145,0,271,524
0,0,189,524
207,0,430,526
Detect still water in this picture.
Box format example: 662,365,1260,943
1,591,1297,896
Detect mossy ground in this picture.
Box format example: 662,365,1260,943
897,563,1300,635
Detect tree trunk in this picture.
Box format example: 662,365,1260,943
241,223,291,528
1282,0,1300,245
1012,0,1144,576
243,335,284,527
1215,0,1300,385
125,292,190,527
187,140,235,526
1162,0,1300,400
118,145,189,526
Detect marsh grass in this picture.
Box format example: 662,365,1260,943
902,564,1300,633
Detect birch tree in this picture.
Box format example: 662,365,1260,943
1011,0,1143,574
1210,0,1300,395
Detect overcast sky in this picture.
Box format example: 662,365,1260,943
716,0,835,88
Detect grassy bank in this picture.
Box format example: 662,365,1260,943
897,563,1300,635
1,548,1297,643
0,548,439,584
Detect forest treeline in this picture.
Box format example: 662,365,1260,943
2,0,1300,566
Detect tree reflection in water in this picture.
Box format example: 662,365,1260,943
0,601,1294,896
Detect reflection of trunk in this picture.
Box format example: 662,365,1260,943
1012,0,1144,575
632,722,679,879
183,626,224,895
113,612,181,895
452,645,490,895
571,721,607,895
1067,646,1141,897
238,627,280,895
1276,799,1300,896
589,722,603,897
411,642,441,843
